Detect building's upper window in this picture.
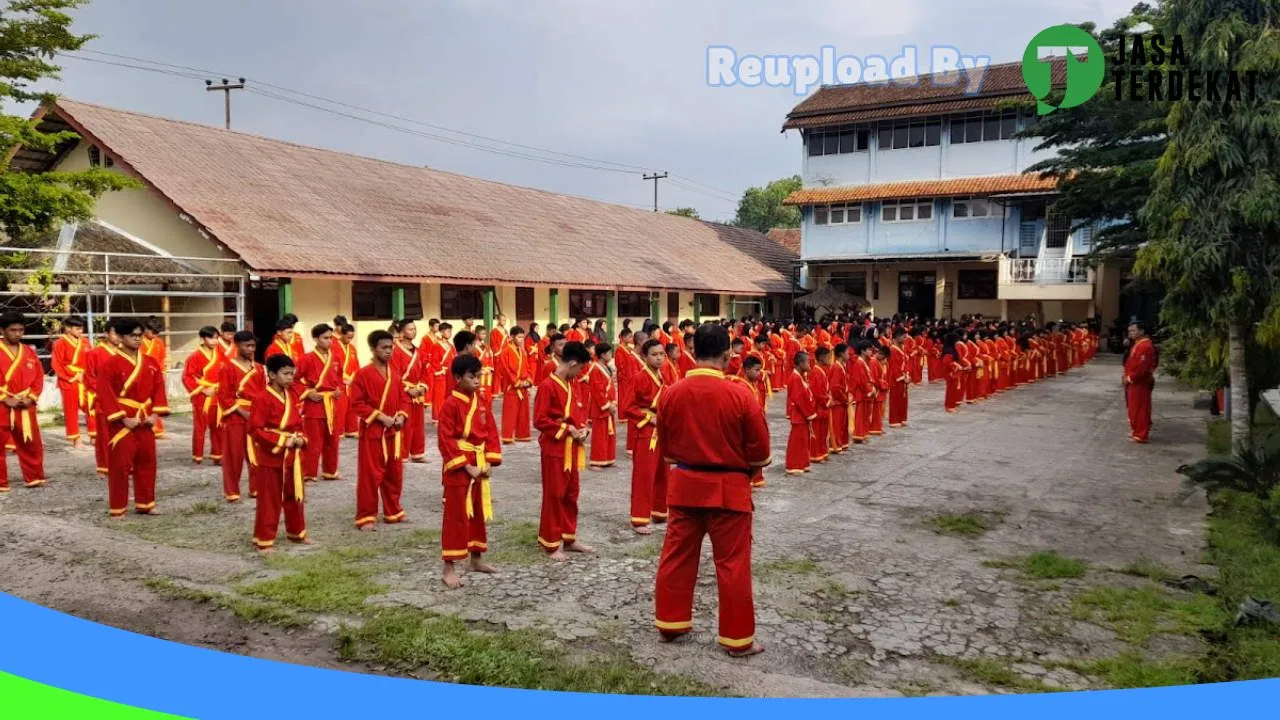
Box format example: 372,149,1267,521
950,110,1018,144
807,128,870,156
813,203,863,226
876,118,942,150
952,197,995,219
881,199,934,223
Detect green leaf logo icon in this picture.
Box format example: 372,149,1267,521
1023,25,1105,115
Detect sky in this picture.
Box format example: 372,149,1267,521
44,0,1137,222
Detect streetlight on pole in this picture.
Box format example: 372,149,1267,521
205,78,246,130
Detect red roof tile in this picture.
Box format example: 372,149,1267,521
46,100,791,295
783,174,1059,205
766,228,801,254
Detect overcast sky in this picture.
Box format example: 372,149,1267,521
47,0,1135,222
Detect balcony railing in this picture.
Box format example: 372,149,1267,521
1000,257,1092,285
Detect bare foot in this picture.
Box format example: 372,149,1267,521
443,564,464,588
357,525,376,532
109,514,125,521
565,541,595,553
292,537,315,546
470,557,498,574
257,546,276,555
725,642,765,658
139,510,161,517
547,549,569,562
633,525,652,535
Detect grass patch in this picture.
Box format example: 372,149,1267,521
181,500,222,516
241,549,386,614
1071,584,1226,645
928,512,997,537
944,598,961,608
942,657,1061,693
756,557,823,583
1117,558,1173,582
144,577,306,628
484,521,545,565
894,680,939,697
1055,652,1201,688
817,579,858,601
1024,551,1087,579
1206,418,1231,457
337,607,723,696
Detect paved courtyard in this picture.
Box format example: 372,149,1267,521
0,355,1215,697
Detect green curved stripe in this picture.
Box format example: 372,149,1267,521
0,671,191,718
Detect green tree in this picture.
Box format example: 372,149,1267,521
666,207,700,219
732,175,801,233
1,0,135,248
1139,0,1280,451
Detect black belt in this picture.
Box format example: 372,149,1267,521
675,463,751,475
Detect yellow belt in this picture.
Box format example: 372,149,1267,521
563,436,587,472
69,364,86,406
109,398,152,448
637,411,658,451
457,440,494,521
262,430,305,502
8,391,35,444
381,428,403,464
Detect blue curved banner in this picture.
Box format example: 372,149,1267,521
0,591,1275,718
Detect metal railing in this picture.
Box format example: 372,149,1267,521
1000,257,1093,285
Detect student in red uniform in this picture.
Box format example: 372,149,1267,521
677,334,697,379
870,346,888,435
587,343,618,469
730,355,768,489
615,329,640,456
264,317,299,362
828,344,851,453
488,314,510,399
533,341,594,560
727,338,745,377
808,347,832,464
848,341,875,443
1124,322,1158,443
96,318,171,517
887,330,911,428
662,343,681,385
430,323,455,422
942,334,963,413
336,320,361,438
627,339,667,533
296,323,345,482
249,354,311,552
391,319,430,463
654,324,770,657
217,321,238,363
437,353,503,588
351,331,410,530
785,351,816,475
0,313,46,491
85,323,122,476
51,316,94,447
181,326,223,465
139,318,168,439
219,332,265,502
498,326,533,443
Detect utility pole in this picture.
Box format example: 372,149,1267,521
642,171,668,212
205,78,246,130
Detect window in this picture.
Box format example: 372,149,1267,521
950,110,1018,144
440,284,483,319
569,290,607,319
617,291,650,317
813,203,862,226
876,118,942,150
515,287,535,322
952,197,994,219
88,145,101,167
807,127,870,156
695,293,721,316
352,282,424,321
667,292,680,320
881,199,934,223
829,272,867,299
956,270,998,299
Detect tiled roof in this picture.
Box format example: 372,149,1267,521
783,60,1067,130
765,228,801,255
46,100,791,295
783,174,1059,205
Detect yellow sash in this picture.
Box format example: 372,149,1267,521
109,398,153,448
458,440,494,521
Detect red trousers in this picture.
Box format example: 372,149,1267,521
406,402,427,460
2,413,45,486
431,374,446,420
654,506,755,652
342,391,359,436
629,428,667,526
107,426,157,516
441,477,488,561
303,416,341,480
870,399,885,434
810,411,829,461
252,457,306,548
851,401,868,442
355,430,405,527
1127,383,1153,442
888,383,909,427
59,386,95,441
93,410,109,474
965,372,979,403
785,422,810,473
910,359,924,385
829,404,849,451
945,376,963,412
501,390,532,442
538,452,580,550
589,414,616,467
191,395,222,463
625,420,636,455
221,418,254,501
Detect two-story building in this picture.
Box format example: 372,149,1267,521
782,60,1123,327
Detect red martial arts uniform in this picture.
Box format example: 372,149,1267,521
653,368,771,653
338,338,361,437
182,345,223,464
263,334,297,362
869,356,887,435
392,341,429,461
249,384,308,549
848,356,873,442
808,364,831,462
51,332,94,443
96,349,170,515
488,326,509,398
887,345,910,428
140,335,168,438
727,374,766,488
1125,337,1157,443
0,341,46,490
438,388,502,561
219,358,265,501
296,347,344,481
943,353,962,412
587,360,617,467
627,364,668,526
677,350,696,379
827,361,850,453
533,373,589,551
430,339,456,422
784,369,816,474
85,341,119,475
350,363,410,528
615,345,637,456
498,339,533,443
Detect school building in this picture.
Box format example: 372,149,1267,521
782,59,1141,329
8,98,795,372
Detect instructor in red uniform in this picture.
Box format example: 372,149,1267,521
654,324,771,657
1123,321,1157,443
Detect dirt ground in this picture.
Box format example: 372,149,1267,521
0,355,1217,697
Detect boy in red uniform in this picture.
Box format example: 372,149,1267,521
50,315,93,447
784,351,816,475
391,319,430,463
181,326,223,465
96,319,170,516
1124,322,1158,443
139,318,168,439
728,355,768,489
337,321,361,438
219,332,265,502
250,354,311,552
430,323,455,422
498,326,533,443
587,342,618,469
0,313,46,491
808,347,832,464
848,342,875,443
85,323,122,476
627,339,668,533
533,340,593,560
870,346,888,435
296,323,345,482
351,330,410,530
437,354,503,588
887,330,911,428
654,324,771,657
828,344,851,454
264,316,300,361
615,329,640,456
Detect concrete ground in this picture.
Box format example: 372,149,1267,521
0,355,1215,697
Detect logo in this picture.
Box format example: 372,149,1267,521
707,46,991,97
1022,25,1105,115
